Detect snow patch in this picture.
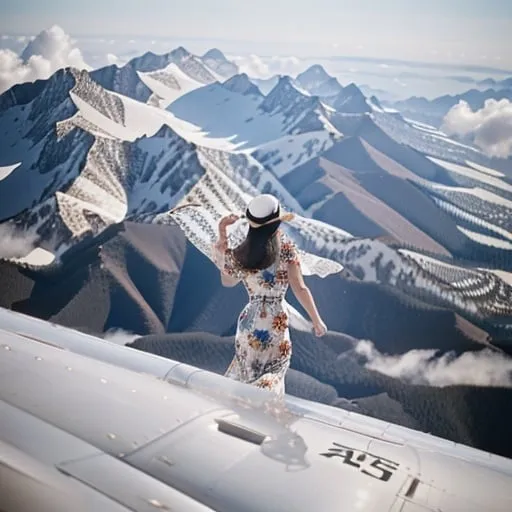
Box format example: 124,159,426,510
428,156,512,195
251,131,336,177
138,62,204,107
465,160,506,178
11,247,56,266
0,163,20,181
456,226,512,250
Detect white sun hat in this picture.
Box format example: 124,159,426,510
245,194,294,228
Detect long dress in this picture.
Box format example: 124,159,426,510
161,202,344,393
213,230,301,395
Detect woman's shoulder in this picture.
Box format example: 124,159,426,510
278,230,300,265
278,229,295,246
278,229,290,243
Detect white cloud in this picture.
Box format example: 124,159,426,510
102,328,141,346
267,55,302,76
106,53,121,65
0,224,38,260
228,54,269,77
227,54,303,79
442,98,512,158
355,340,512,388
0,25,90,95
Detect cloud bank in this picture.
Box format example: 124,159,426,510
442,98,512,158
355,340,512,388
228,54,303,79
0,25,90,94
102,328,142,346
0,224,38,260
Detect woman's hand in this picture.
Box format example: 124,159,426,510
312,318,327,337
219,214,239,230
218,214,239,250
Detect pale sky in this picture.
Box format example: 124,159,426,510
1,0,511,67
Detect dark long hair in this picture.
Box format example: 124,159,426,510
233,221,281,270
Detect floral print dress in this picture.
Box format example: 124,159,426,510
214,230,301,395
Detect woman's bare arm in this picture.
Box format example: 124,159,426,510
288,261,327,336
213,241,241,287
215,213,242,288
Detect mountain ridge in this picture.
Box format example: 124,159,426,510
1,46,512,462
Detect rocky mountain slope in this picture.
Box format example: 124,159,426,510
1,46,512,460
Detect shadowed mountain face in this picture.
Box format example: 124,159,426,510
1,47,512,461
0,221,493,351
282,135,472,257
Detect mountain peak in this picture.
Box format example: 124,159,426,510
140,50,159,59
170,46,191,60
201,48,238,78
261,75,309,108
344,82,363,94
297,64,331,82
329,82,371,113
203,48,228,62
152,124,181,139
295,65,343,98
223,73,263,97
0,67,76,112
315,76,344,98
258,74,340,135
89,62,153,103
277,75,294,85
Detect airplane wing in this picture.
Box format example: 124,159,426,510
1,306,511,512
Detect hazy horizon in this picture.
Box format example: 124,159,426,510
1,0,510,68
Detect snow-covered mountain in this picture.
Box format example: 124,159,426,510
1,50,511,341
251,75,280,95
121,46,232,106
295,65,343,97
295,64,343,97
251,131,337,178
222,73,263,98
0,69,193,256
129,47,209,79
168,74,342,150
323,83,373,114
0,66,307,260
150,168,512,333
201,48,239,78
89,63,154,104
294,65,373,113
259,76,341,134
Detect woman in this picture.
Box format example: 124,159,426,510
212,193,327,395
